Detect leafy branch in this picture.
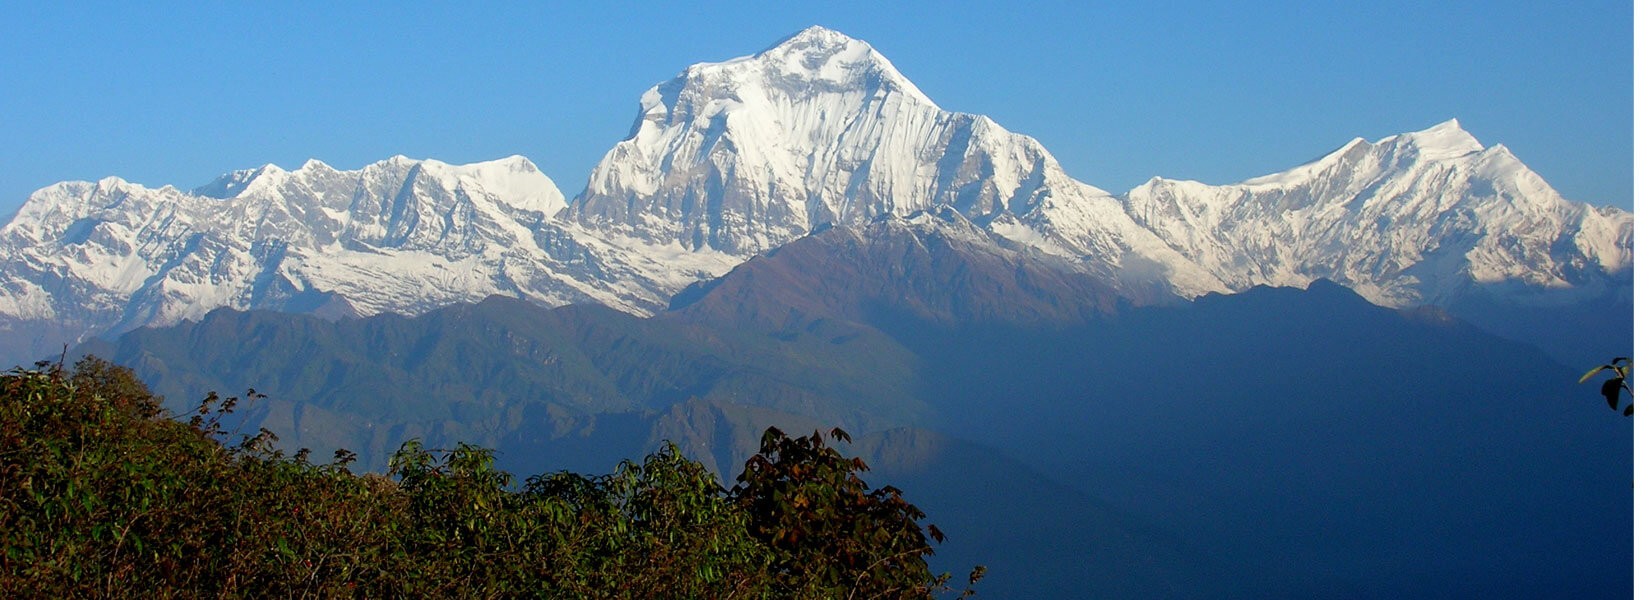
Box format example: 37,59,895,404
1579,357,1633,416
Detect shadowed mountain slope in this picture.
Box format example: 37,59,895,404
79,216,1630,597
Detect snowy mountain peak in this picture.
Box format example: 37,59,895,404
1123,120,1631,307
432,155,568,216
1238,120,1489,189
758,25,864,60
748,25,932,105
482,154,541,173
628,26,932,132
769,24,852,48
1388,118,1484,159
573,26,1163,263
194,163,286,199
94,176,133,190
0,152,582,337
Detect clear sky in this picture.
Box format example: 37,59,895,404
0,1,1632,215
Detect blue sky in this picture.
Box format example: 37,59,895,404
0,1,1632,214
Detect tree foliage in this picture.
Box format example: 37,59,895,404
0,357,978,597
732,426,965,598
1579,357,1633,417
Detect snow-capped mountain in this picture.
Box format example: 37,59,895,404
0,26,1632,367
1123,119,1632,307
571,25,1225,299
570,26,1634,310
0,155,742,363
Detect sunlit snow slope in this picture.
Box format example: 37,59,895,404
0,155,741,363
0,26,1631,366
1124,120,1631,307
571,25,1224,299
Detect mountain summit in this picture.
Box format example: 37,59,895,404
750,25,935,105
0,154,742,364
572,26,1220,296
572,25,993,251
0,26,1631,366
1124,118,1631,307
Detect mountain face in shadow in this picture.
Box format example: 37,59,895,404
1445,277,1633,370
669,210,1126,330
80,219,1630,598
79,295,932,472
888,282,1628,597
667,225,1632,597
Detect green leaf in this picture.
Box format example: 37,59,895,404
1580,365,1610,383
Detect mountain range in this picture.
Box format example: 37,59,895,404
2,25,1635,598
74,259,1631,598
0,25,1630,369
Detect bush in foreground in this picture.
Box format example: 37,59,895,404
0,357,978,598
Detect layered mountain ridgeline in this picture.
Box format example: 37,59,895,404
2,27,1630,369
0,156,744,366
78,216,1630,597
79,212,1128,473
80,299,921,467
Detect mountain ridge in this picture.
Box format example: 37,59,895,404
70,252,1630,598
0,26,1631,368
1124,118,1630,307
